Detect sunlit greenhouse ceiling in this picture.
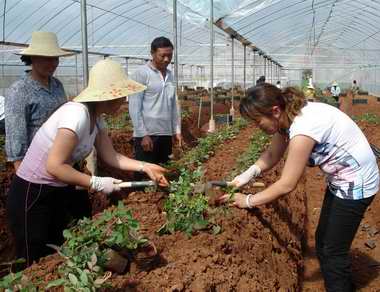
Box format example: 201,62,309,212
1,0,380,92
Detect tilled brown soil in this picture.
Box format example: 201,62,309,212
14,122,307,291
105,125,306,291
2,97,380,290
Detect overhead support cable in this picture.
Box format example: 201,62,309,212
214,18,282,71
37,2,76,31
311,0,338,56
68,0,206,46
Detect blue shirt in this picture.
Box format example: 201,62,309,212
5,72,67,161
129,62,180,137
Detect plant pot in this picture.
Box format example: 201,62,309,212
104,248,129,274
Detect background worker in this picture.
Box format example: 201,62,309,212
6,59,169,267
330,81,341,101
220,83,378,292
352,80,360,96
129,36,182,166
5,31,73,171
256,75,266,85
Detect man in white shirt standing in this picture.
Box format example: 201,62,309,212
330,81,341,101
129,37,182,166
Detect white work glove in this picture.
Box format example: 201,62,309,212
89,176,122,194
231,165,261,188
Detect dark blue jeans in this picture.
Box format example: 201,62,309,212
315,189,374,292
6,175,91,267
133,135,172,165
0,119,4,135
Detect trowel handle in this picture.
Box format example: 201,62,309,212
251,182,265,188
119,181,156,188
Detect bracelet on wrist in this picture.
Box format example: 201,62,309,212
88,176,95,193
245,194,253,208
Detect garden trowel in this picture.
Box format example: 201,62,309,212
193,180,265,195
119,180,156,188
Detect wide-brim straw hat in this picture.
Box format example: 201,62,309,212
17,31,74,57
73,59,146,103
332,81,338,86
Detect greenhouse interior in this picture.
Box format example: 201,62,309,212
0,0,380,291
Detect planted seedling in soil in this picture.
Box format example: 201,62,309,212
158,167,221,236
45,201,149,291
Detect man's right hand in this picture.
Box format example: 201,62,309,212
141,136,154,152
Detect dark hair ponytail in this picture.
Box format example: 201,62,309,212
240,83,306,122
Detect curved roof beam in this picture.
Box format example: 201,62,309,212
5,0,51,40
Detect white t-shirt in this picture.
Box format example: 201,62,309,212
289,102,379,200
17,102,105,186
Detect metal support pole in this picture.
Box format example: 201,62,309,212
275,64,277,82
173,0,179,91
263,57,266,81
80,0,89,87
125,57,129,75
172,0,181,137
253,50,256,86
230,37,235,119
75,54,79,95
190,65,193,86
208,0,215,132
197,66,200,88
202,66,205,88
270,61,273,84
243,44,246,92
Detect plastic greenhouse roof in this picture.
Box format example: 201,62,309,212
1,0,380,71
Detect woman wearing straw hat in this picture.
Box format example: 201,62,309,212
5,31,74,171
6,58,169,267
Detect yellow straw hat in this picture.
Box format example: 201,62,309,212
17,31,74,57
332,81,338,86
73,59,146,102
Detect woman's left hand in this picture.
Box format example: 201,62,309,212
218,192,251,209
143,163,169,187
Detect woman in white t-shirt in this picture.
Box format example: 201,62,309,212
6,59,169,267
220,83,379,292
